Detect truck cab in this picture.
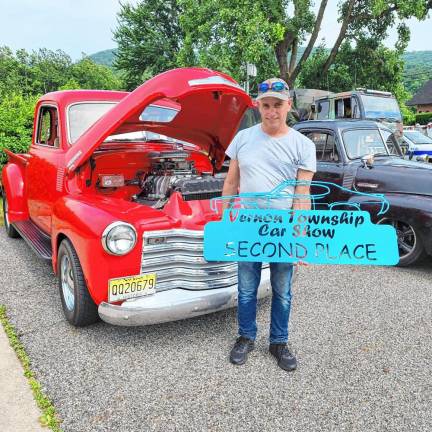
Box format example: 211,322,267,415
313,89,403,133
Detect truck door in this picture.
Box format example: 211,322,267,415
26,104,62,233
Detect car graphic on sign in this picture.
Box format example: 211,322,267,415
211,180,389,216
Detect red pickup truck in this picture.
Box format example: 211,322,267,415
1,68,271,327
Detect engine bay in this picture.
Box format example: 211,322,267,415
135,151,224,208
92,148,225,209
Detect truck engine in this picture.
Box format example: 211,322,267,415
135,151,225,208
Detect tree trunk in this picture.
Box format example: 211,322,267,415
290,0,328,85
322,0,356,76
275,30,295,82
289,39,298,74
287,39,298,87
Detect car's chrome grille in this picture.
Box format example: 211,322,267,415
141,229,238,292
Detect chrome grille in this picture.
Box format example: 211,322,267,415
141,229,238,292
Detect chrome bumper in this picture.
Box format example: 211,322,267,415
98,267,271,326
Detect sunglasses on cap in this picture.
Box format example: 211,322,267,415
258,81,288,92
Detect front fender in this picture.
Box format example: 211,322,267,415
1,162,29,221
372,193,432,255
51,196,144,305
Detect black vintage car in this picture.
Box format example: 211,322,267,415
293,120,432,266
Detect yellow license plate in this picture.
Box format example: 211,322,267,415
108,273,156,303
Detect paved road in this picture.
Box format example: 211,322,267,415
1,229,431,432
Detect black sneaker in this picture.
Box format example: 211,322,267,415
269,343,297,371
229,336,255,365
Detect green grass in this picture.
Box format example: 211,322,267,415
0,205,4,226
0,305,63,431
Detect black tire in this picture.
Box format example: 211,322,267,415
57,239,99,326
2,194,20,238
378,219,426,266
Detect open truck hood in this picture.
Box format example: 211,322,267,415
65,68,252,172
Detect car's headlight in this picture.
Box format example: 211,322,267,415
102,222,137,255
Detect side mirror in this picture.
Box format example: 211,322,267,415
311,103,316,113
361,154,374,168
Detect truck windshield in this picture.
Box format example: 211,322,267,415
68,102,180,144
360,95,402,122
68,102,116,143
343,129,390,159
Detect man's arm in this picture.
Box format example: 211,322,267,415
221,160,240,211
293,168,314,210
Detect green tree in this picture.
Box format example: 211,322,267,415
27,48,73,94
300,38,405,94
113,0,184,90
0,47,24,97
0,47,124,170
69,57,123,90
178,0,432,87
178,0,284,84
0,93,38,167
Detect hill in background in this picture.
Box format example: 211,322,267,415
89,48,432,94
89,49,117,67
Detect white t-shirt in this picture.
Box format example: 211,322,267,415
225,123,316,208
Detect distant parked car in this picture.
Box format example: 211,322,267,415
401,130,432,162
294,119,432,266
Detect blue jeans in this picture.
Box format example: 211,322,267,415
237,261,293,344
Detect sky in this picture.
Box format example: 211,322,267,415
0,0,431,61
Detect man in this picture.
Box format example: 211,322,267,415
222,78,316,372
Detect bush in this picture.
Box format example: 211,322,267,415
0,93,38,169
415,112,432,125
401,103,416,125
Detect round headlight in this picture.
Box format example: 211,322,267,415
102,222,137,255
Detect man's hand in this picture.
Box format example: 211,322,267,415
221,159,240,213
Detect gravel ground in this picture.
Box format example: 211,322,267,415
1,229,431,432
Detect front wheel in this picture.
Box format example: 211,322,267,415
2,194,20,238
378,219,425,266
58,239,99,326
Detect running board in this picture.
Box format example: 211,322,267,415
13,220,52,261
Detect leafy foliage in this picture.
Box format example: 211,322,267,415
67,58,122,90
0,93,38,167
0,46,122,97
415,112,432,125
0,46,123,170
89,46,432,99
176,0,432,86
403,51,432,94
299,38,406,95
178,0,284,86
113,0,184,90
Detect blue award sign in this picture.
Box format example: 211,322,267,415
204,209,399,265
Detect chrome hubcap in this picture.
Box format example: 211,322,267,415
391,220,416,258
60,255,75,311
377,219,416,259
392,221,417,257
